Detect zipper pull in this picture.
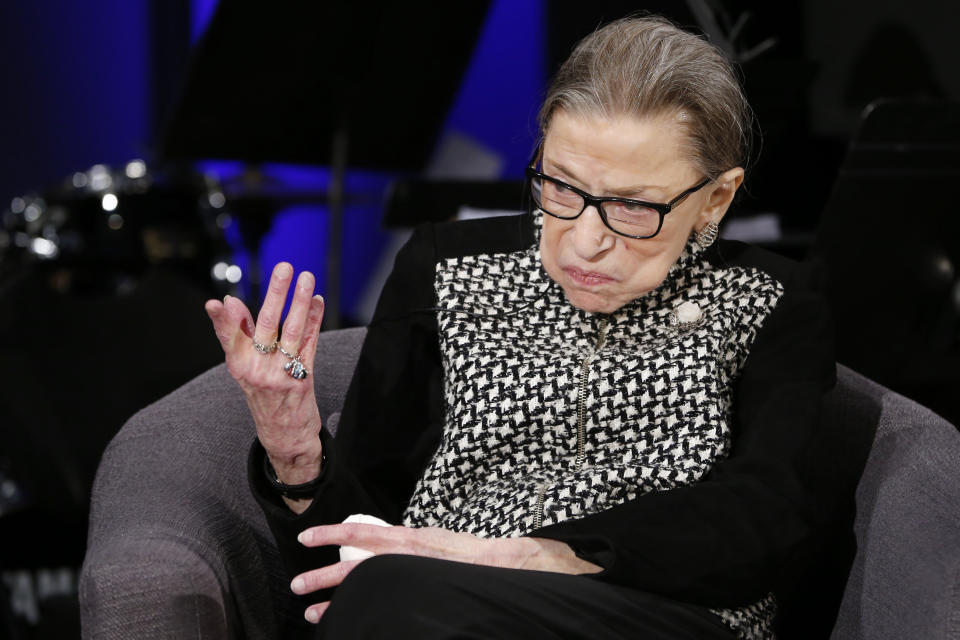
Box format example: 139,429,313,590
595,317,610,351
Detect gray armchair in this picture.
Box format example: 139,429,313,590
79,328,960,639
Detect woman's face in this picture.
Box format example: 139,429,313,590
538,110,742,314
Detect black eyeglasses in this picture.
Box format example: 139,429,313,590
525,167,710,239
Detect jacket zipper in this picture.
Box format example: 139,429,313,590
576,318,609,470
534,317,610,529
533,483,548,529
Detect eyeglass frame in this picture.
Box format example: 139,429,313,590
525,167,711,240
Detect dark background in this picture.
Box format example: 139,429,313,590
1,1,957,637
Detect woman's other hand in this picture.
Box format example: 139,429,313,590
291,524,602,623
204,262,325,512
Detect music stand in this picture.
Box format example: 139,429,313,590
161,1,490,326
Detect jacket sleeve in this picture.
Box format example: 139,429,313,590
247,223,444,599
529,272,837,609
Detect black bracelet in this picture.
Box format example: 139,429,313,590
263,453,326,500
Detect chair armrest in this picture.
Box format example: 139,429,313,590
80,327,366,639
81,536,229,639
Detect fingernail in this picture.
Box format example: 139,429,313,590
277,263,292,279
305,608,319,624
298,530,313,545
291,577,305,594
223,294,231,303
314,295,324,304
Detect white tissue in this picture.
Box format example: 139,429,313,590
339,514,391,562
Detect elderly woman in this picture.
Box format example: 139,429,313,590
205,15,834,640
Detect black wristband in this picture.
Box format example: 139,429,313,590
263,453,326,500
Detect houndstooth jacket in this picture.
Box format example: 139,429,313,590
251,212,836,639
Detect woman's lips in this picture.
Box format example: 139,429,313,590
563,266,615,287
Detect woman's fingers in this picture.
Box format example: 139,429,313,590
304,601,330,624
204,299,232,352
205,296,255,353
254,262,294,347
223,295,256,340
298,523,400,549
298,296,326,367
209,263,316,358
296,524,506,568
278,271,316,355
291,559,362,595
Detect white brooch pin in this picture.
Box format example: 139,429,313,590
669,300,704,331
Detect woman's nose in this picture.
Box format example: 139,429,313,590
571,205,615,258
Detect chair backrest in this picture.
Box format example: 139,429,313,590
828,367,960,640
758,364,960,640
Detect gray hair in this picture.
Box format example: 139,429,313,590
538,15,753,180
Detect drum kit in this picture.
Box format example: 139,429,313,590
0,161,241,634
0,159,239,297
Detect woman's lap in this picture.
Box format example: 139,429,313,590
316,554,735,639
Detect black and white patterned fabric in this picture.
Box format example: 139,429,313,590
402,218,785,639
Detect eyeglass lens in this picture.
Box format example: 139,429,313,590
531,176,661,237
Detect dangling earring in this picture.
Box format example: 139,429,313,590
695,221,719,248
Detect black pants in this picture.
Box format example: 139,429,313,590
317,555,736,639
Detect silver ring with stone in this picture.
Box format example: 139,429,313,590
283,356,309,380
277,343,308,380
252,339,277,354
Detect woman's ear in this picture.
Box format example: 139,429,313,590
698,167,745,229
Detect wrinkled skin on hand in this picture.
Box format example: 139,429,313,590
292,523,602,623
205,263,326,499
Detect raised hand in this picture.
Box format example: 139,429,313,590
204,262,325,508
